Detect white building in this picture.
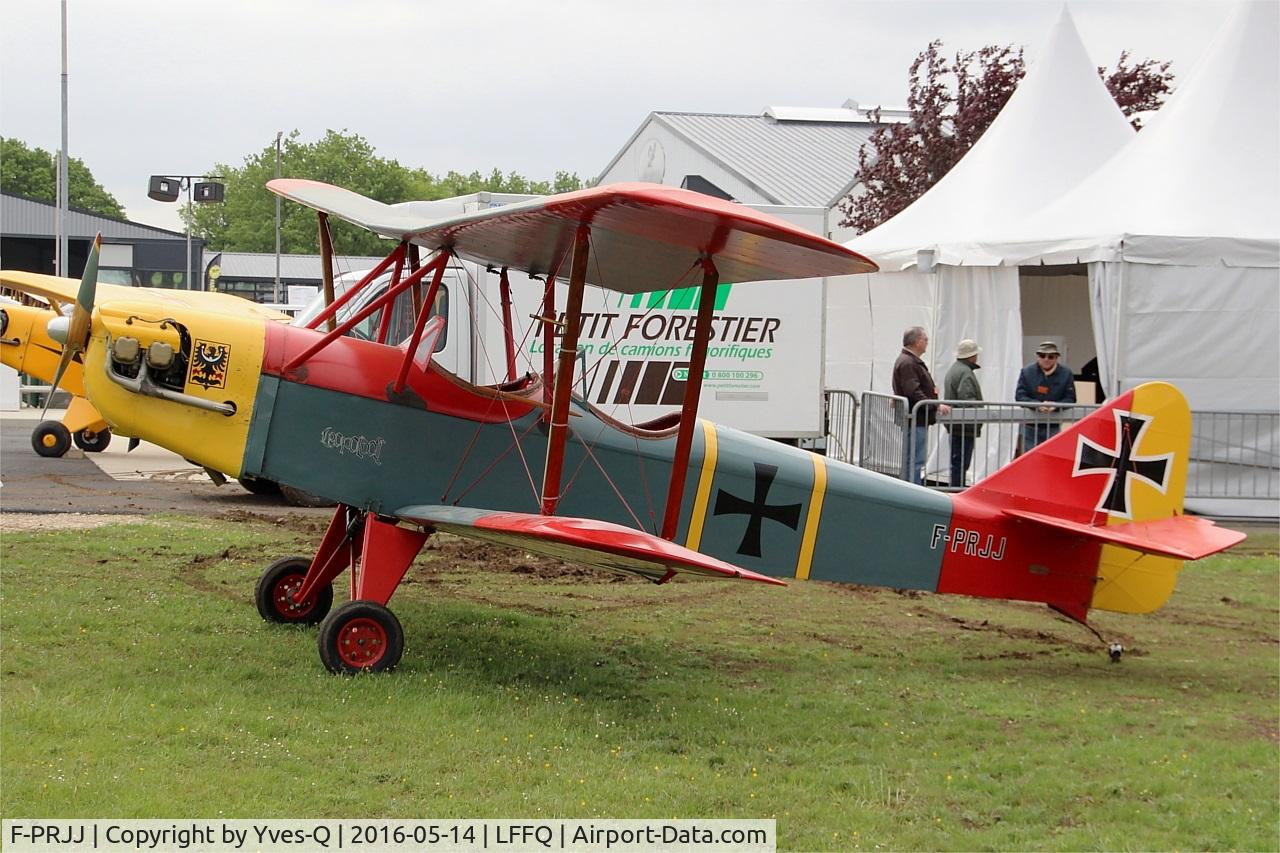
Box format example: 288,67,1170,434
597,100,906,243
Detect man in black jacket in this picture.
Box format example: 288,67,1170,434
892,326,950,484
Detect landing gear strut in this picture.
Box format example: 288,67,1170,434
256,505,428,674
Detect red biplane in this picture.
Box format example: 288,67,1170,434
14,180,1243,672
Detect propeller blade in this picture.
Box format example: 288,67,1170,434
41,232,102,417
68,233,102,351
41,346,76,418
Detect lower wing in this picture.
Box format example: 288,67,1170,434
395,505,786,586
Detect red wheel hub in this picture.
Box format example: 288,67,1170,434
337,618,387,668
271,573,316,618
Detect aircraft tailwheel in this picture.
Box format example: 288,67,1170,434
317,600,404,674
32,420,72,458
73,427,112,453
255,556,334,625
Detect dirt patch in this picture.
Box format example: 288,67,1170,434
0,512,149,532
1238,715,1280,743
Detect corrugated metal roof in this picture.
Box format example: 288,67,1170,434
652,112,875,207
1,192,186,239
205,251,387,281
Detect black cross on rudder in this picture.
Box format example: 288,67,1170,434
1075,412,1172,517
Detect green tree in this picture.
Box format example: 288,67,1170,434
838,44,1175,234
189,130,583,255
0,137,126,219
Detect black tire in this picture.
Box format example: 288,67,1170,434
317,600,404,674
73,427,112,453
255,556,333,625
237,475,281,496
32,421,72,458
279,483,337,508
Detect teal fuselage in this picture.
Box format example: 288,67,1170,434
243,373,953,589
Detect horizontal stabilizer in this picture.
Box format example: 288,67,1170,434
1005,510,1245,560
396,505,787,586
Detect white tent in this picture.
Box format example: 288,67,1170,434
835,2,1278,511
833,7,1136,395
966,1,1279,414
830,8,1135,479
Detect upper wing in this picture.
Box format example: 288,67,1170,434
396,504,786,586
1,270,109,310
268,179,877,293
0,270,291,322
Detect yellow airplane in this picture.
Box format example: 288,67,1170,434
0,270,289,463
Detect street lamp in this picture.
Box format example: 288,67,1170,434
147,174,225,290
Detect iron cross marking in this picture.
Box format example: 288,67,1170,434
1073,411,1173,518
713,462,802,557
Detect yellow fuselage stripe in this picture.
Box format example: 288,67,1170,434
685,420,718,551
795,453,827,580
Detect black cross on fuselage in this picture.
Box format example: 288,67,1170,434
713,462,802,558
1074,411,1172,518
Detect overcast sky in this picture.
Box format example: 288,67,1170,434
1,1,1236,232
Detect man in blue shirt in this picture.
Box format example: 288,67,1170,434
1015,341,1075,451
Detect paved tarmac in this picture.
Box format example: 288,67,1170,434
0,407,299,515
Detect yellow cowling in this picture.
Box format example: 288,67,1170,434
83,299,272,478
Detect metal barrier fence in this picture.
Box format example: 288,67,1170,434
857,391,908,476
822,390,858,464
856,392,1279,504
913,399,1098,488
1187,410,1279,500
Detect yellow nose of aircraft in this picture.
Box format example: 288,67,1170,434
80,294,284,479
3,268,290,478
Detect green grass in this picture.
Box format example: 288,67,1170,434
2,515,1277,851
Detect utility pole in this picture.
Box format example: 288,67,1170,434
274,131,283,304
57,0,69,276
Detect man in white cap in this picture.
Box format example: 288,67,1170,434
944,339,983,488
1015,340,1075,451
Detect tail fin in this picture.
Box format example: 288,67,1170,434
964,382,1244,615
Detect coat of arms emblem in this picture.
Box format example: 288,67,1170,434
188,339,231,389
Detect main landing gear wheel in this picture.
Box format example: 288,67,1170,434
237,475,281,496
32,420,72,458
317,600,404,674
73,427,112,453
255,556,334,625
279,483,337,508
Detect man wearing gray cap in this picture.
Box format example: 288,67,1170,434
944,339,983,488
1015,340,1075,451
